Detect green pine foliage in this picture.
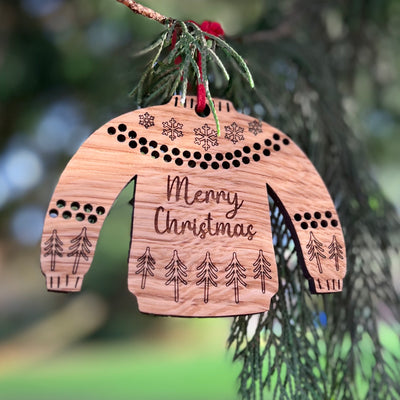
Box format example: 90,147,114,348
129,20,254,134
130,1,400,399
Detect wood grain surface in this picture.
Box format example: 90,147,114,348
41,96,346,317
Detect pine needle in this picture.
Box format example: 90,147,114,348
129,19,255,133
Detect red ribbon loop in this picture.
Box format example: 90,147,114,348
171,20,225,113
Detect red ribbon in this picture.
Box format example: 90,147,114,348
171,20,224,113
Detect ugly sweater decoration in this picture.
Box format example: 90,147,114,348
40,96,346,317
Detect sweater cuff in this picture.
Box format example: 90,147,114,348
46,273,84,292
312,278,343,293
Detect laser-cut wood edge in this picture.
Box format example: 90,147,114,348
42,97,345,316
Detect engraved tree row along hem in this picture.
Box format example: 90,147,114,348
153,175,257,241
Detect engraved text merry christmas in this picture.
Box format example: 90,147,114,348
153,175,256,240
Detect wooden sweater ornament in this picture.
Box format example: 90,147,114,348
41,96,346,317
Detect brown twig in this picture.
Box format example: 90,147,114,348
116,0,170,25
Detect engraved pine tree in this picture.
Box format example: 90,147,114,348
196,251,218,303
225,252,247,304
67,227,91,274
306,232,326,273
135,247,156,289
329,235,344,271
44,229,63,271
253,250,272,294
165,250,187,303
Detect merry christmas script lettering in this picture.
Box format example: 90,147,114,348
154,175,256,240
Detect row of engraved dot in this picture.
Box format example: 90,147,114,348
48,200,105,224
156,135,289,170
107,125,289,169
294,211,338,230
107,124,289,151
108,124,289,158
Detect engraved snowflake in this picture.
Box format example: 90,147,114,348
194,124,218,151
248,119,263,136
225,122,244,144
139,112,155,129
162,118,183,141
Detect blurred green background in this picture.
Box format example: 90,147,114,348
0,1,399,399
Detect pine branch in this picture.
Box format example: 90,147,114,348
227,17,400,399
127,18,254,135
116,0,170,25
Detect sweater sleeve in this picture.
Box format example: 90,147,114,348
40,114,141,291
257,125,346,293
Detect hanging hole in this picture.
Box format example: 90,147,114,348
49,209,58,218
71,202,80,211
88,215,97,224
62,211,72,219
195,104,211,117
56,200,66,208
76,213,85,221
96,206,105,215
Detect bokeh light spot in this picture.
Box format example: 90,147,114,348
11,206,45,246
3,148,43,191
